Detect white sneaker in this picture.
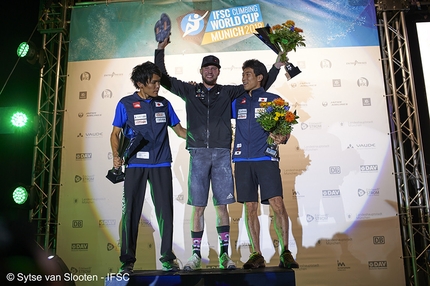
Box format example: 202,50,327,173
183,253,201,271
219,252,236,270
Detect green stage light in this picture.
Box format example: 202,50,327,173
16,41,44,66
11,112,28,128
12,186,29,205
17,42,30,58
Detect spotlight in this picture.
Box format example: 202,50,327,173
17,41,44,66
11,185,35,210
0,107,36,134
11,112,28,128
12,186,29,205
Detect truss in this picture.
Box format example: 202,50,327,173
30,0,71,253
376,1,430,285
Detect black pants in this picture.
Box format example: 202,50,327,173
120,167,176,264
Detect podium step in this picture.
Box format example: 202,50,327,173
105,266,296,286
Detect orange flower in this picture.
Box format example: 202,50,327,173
286,20,295,26
285,111,296,122
294,27,303,33
273,98,285,106
271,24,282,31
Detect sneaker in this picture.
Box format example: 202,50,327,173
119,262,134,274
279,250,299,269
243,252,265,269
219,252,236,270
183,253,202,271
162,259,180,271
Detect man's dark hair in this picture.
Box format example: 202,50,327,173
130,61,162,89
242,59,268,87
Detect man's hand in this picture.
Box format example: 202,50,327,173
113,155,123,169
274,52,287,69
269,133,290,144
157,36,170,50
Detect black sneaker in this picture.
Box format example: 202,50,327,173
119,262,134,274
243,252,265,269
279,250,299,269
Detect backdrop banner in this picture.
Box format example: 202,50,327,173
57,1,405,285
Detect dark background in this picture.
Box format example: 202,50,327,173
0,1,41,214
0,1,428,215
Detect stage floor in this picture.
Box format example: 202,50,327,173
105,266,296,286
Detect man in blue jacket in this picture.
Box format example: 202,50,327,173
155,38,284,271
232,59,299,269
110,61,186,274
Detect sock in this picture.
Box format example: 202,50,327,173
217,225,230,256
191,230,203,258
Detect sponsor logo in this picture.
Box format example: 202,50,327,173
99,219,116,226
85,111,102,117
79,91,87,99
104,72,123,78
368,261,387,269
373,236,385,244
71,243,89,251
81,132,103,138
337,260,351,271
81,198,106,204
80,72,91,81
332,79,341,87
356,212,383,220
357,77,369,87
322,189,341,197
360,164,378,172
329,100,348,106
320,59,332,68
306,214,329,223
72,220,83,228
107,243,115,251
75,175,94,183
301,122,322,130
346,60,367,65
362,98,371,106
325,238,352,245
329,166,341,174
358,188,380,197
292,190,304,198
348,142,377,149
101,89,112,99
76,153,92,160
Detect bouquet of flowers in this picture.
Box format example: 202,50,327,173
256,97,299,157
254,20,305,79
268,20,305,62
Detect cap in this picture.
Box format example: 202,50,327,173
201,55,221,69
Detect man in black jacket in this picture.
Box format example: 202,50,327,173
155,37,284,270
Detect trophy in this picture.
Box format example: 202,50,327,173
106,132,147,184
106,131,129,184
154,13,171,43
254,25,302,80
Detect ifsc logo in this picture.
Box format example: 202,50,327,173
180,11,209,38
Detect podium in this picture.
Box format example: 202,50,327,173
105,267,296,286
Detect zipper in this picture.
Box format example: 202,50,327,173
206,87,210,148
